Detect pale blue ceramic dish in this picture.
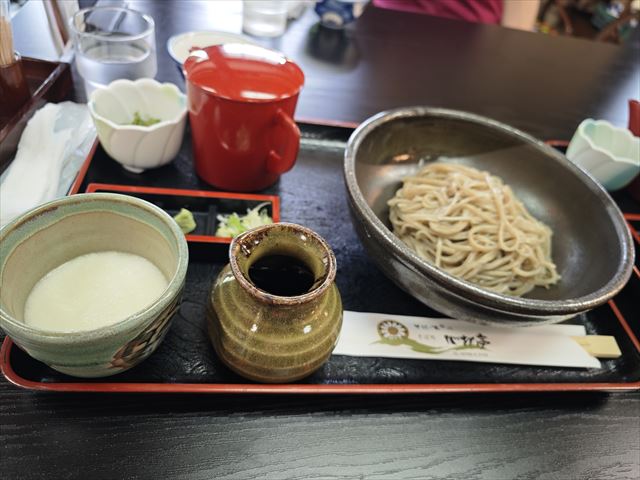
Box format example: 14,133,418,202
567,119,640,191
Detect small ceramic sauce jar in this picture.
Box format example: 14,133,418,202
208,223,342,383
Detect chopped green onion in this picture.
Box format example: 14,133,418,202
215,202,273,238
131,111,161,126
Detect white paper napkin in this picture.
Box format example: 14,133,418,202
0,102,96,228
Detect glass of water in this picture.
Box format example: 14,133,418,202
243,1,288,38
69,6,157,95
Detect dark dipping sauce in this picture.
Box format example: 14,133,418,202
249,255,315,296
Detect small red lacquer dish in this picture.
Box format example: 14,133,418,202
85,183,280,249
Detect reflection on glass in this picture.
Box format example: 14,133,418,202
69,6,157,95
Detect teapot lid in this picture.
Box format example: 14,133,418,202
183,43,305,103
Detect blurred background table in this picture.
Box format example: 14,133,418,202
2,1,639,479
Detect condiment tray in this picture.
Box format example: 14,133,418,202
85,183,279,259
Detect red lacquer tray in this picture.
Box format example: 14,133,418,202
2,298,639,394
0,58,73,174
2,126,639,394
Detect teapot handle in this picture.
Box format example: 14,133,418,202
267,109,300,175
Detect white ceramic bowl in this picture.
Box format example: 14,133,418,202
88,79,187,173
566,119,640,191
167,30,258,77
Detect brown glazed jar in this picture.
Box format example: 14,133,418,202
208,223,342,383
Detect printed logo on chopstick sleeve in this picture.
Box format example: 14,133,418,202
334,311,599,368
376,320,490,354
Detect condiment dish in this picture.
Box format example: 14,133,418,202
88,78,187,173
566,119,640,191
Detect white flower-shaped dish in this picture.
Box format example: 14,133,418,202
566,119,640,191
89,79,187,173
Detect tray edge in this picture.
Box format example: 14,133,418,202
3,134,638,394
2,299,639,394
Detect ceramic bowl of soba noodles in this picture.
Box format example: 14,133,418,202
344,107,634,325
0,193,188,377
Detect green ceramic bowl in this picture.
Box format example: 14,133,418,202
0,193,189,377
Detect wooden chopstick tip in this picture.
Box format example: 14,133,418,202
572,335,622,359
0,13,16,66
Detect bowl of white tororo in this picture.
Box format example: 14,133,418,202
0,193,188,377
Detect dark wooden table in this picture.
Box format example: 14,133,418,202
3,2,639,479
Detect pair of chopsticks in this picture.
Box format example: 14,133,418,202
0,0,14,66
572,336,621,359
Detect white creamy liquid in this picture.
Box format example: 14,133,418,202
24,251,169,332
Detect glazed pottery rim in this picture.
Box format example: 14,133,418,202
183,43,305,104
88,78,188,133
0,193,189,342
229,222,337,305
343,106,635,316
576,118,640,166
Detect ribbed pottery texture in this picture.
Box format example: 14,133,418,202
207,223,342,383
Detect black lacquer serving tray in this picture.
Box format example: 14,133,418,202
2,124,639,394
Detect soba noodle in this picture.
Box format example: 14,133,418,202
388,163,560,296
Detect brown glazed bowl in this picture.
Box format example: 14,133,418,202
208,223,342,383
344,107,634,325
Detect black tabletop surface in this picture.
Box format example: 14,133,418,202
2,2,639,479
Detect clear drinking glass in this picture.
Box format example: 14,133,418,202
242,1,288,38
69,6,157,95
